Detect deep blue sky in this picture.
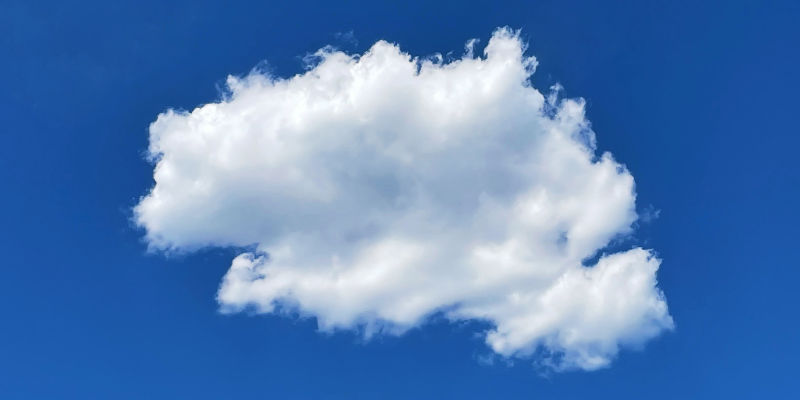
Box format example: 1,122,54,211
2,0,798,398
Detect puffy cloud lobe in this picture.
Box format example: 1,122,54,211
135,28,673,371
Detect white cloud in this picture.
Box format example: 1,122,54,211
135,28,673,371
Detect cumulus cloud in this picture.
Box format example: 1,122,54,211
135,28,673,371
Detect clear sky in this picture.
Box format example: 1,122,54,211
2,0,798,398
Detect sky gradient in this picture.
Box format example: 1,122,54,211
2,0,799,398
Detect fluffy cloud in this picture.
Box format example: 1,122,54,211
135,28,673,371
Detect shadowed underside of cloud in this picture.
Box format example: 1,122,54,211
135,28,673,371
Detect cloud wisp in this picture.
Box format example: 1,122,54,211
135,28,673,371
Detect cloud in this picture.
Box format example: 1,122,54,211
135,28,673,371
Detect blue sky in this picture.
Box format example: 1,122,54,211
2,0,799,398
